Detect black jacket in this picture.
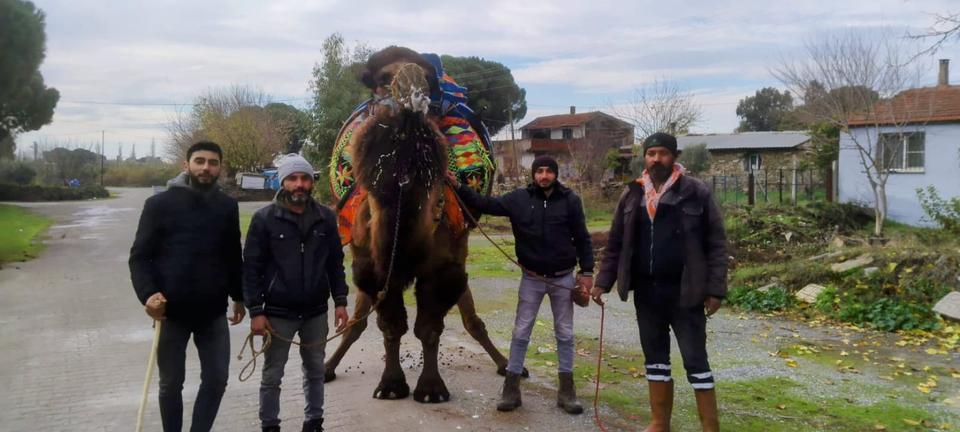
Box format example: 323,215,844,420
129,175,243,323
596,175,728,307
456,182,594,276
243,199,348,319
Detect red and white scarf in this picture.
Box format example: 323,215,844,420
637,163,685,220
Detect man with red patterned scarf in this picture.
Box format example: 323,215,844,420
592,132,727,432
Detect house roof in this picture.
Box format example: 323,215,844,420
520,111,631,130
848,85,960,126
675,131,811,151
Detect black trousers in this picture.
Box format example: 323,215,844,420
633,295,715,390
156,316,230,432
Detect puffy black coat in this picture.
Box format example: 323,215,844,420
242,200,348,319
129,181,243,323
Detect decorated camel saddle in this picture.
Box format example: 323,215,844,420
330,53,496,245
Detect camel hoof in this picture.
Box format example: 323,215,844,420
373,376,410,400
324,369,337,383
497,365,530,378
413,375,450,403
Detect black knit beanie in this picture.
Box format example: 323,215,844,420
531,155,559,179
642,132,679,155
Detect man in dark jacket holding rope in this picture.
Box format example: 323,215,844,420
129,141,245,432
592,132,727,432
243,154,349,432
449,155,594,415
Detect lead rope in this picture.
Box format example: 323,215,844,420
237,180,406,382
443,178,609,430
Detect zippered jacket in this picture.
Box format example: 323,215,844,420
595,176,728,307
455,182,594,277
243,200,348,319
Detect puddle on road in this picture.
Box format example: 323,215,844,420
51,206,136,230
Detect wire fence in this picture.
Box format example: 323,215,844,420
709,168,832,206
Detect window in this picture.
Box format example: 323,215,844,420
744,153,762,171
562,128,573,139
879,132,924,172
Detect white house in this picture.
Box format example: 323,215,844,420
839,59,960,226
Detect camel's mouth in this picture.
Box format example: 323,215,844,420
375,62,431,115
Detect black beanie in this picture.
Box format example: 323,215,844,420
642,132,679,155
531,155,559,178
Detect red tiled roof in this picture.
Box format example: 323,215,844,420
849,85,960,126
519,111,630,130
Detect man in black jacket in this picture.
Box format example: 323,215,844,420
243,154,349,432
129,141,245,432
592,132,727,432
449,155,593,415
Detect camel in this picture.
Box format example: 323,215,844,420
323,47,521,403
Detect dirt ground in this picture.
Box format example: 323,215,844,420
0,188,956,431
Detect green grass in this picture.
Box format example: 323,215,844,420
465,239,521,278
239,211,253,238
0,204,52,266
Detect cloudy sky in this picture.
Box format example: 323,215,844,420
15,0,960,159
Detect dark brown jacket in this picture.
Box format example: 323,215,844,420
595,175,728,307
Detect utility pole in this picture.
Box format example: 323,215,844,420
508,102,519,179
100,130,105,186
33,141,38,161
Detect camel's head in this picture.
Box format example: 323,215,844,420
351,47,448,204
360,46,439,115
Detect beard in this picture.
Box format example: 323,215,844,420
188,172,218,191
647,163,672,184
278,187,312,205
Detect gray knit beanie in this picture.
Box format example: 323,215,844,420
277,153,314,183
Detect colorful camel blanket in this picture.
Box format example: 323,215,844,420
330,55,496,245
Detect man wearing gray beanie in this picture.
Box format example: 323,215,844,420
243,154,350,432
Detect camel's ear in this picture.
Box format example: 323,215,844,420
360,69,376,89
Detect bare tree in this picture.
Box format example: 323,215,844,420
611,79,702,139
911,11,960,57
166,85,286,176
773,30,929,237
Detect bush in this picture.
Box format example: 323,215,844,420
727,286,792,312
0,160,37,185
917,186,960,235
0,183,110,201
103,162,181,187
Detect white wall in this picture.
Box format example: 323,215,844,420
839,123,960,226
549,126,585,139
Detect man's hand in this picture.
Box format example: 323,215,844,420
334,306,349,333
578,274,594,293
445,170,459,186
705,296,722,317
590,286,606,306
251,315,272,336
229,301,246,325
145,292,167,321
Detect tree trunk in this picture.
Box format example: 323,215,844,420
873,182,887,237
0,129,14,160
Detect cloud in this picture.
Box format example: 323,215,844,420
15,0,960,157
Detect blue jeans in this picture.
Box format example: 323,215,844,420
156,316,230,432
507,272,576,374
259,314,329,427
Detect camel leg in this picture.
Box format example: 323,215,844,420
457,285,529,378
324,291,373,383
412,266,465,403
372,285,410,399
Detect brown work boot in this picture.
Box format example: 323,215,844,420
695,388,719,432
496,371,522,411
643,380,674,432
557,372,584,414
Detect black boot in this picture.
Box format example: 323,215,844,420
496,371,523,411
557,372,584,414
262,426,280,432
302,418,323,432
